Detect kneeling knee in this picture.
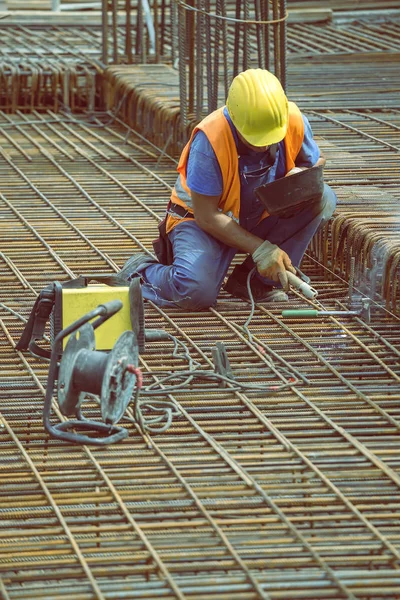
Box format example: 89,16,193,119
173,270,218,310
320,184,337,219
176,283,218,310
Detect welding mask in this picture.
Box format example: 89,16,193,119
255,164,324,218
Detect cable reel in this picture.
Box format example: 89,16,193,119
42,275,174,445
44,299,140,446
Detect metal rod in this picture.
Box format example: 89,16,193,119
101,0,109,65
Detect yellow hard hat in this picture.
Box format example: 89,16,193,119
226,68,289,147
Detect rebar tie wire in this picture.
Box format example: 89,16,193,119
174,0,289,25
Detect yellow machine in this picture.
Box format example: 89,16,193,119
17,275,146,360
60,285,131,350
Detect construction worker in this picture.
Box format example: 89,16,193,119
118,68,337,309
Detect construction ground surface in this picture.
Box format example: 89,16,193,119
1,5,400,600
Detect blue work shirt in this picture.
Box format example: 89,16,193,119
186,107,320,230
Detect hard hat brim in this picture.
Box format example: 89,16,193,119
241,123,288,148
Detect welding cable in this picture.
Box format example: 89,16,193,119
128,329,297,434
125,329,297,433
130,397,180,434
125,371,295,435
242,266,257,343
166,314,296,382
168,332,202,370
139,369,296,395
143,328,297,394
233,268,305,384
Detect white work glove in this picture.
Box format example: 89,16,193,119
285,166,304,177
252,240,296,291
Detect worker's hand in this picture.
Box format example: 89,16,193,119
252,240,296,291
285,166,305,177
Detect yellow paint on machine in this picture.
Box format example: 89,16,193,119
61,286,131,350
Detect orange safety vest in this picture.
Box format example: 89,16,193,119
166,102,305,234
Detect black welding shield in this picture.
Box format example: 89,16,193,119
255,164,324,217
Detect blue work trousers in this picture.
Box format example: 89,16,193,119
140,183,337,309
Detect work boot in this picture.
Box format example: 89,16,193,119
107,253,158,286
120,253,158,279
224,264,288,302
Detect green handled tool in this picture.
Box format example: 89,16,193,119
282,309,360,319
282,298,371,323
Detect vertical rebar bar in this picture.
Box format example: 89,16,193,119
233,0,241,78
348,255,356,306
273,0,280,79
187,0,195,115
63,69,70,109
135,0,144,62
279,0,287,91
178,2,188,127
160,0,166,57
212,0,221,110
125,0,133,63
170,0,178,67
153,0,160,62
255,0,264,69
205,0,213,113
102,0,109,65
220,0,229,98
195,0,204,119
243,0,250,71
262,0,270,71
111,0,118,64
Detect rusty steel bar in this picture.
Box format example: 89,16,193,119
279,0,287,91
204,0,214,113
125,0,133,62
273,0,280,81
111,0,119,64
178,2,188,126
242,0,250,72
102,0,109,65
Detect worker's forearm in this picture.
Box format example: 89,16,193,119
195,212,263,255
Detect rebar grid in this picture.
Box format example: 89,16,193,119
1,17,400,114
1,112,400,599
2,18,400,64
306,109,400,312
4,103,399,305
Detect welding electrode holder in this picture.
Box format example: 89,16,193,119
43,300,139,446
286,270,318,300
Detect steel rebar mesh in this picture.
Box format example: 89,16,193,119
1,15,400,113
1,111,400,599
